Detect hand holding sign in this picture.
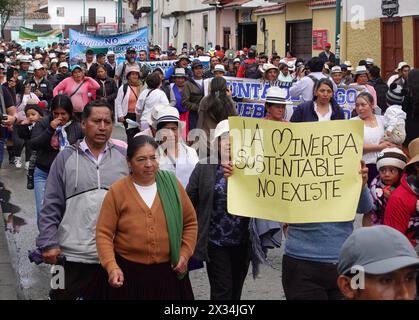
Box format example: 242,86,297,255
227,117,364,224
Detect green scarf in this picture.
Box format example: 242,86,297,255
156,170,186,279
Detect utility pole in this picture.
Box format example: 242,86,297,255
150,0,154,44
23,2,25,28
335,0,341,65
118,0,123,33
83,0,86,33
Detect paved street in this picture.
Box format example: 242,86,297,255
0,125,285,300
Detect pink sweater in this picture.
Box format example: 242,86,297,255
53,77,100,112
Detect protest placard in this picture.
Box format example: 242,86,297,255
227,116,364,223
69,27,148,66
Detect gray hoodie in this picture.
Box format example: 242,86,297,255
36,141,129,264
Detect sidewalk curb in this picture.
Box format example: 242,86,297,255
0,206,18,300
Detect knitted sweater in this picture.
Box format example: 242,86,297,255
96,175,198,274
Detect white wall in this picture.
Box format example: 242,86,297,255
48,0,117,25
159,0,217,49
344,0,419,21
218,9,236,49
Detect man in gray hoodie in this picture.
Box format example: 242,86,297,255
36,100,129,299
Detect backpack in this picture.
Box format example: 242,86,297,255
244,61,259,79
122,83,129,101
307,74,320,97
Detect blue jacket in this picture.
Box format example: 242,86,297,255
290,100,345,123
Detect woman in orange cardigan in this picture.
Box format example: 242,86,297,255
93,135,197,300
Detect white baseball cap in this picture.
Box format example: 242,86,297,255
331,66,342,74
107,50,115,56
32,60,44,70
59,62,69,68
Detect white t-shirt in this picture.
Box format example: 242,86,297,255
158,143,199,187
134,182,157,209
136,88,169,123
352,115,385,164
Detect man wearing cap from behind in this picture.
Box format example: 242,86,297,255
337,225,419,300
318,43,336,65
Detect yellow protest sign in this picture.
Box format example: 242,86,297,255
227,117,364,223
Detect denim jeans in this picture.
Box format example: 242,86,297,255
34,167,49,228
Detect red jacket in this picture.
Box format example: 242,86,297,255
384,174,419,246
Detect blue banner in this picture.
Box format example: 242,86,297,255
69,27,148,66
224,77,366,120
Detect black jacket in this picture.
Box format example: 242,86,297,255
290,100,345,122
88,63,101,79
403,95,419,147
319,51,336,64
186,158,218,261
29,115,84,172
95,77,118,106
51,72,71,87
29,77,53,104
105,62,116,78
369,77,389,112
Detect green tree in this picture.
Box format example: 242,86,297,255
0,0,23,39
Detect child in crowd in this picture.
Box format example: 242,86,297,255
383,83,407,145
17,101,45,189
363,147,407,226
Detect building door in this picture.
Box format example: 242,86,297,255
414,17,419,70
185,19,192,50
165,27,170,50
381,17,403,81
286,20,312,62
238,23,257,49
223,27,231,49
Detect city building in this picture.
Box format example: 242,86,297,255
4,0,137,39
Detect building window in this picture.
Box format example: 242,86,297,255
56,7,64,17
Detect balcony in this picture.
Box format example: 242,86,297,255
128,0,151,19
165,0,186,15
81,16,106,24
